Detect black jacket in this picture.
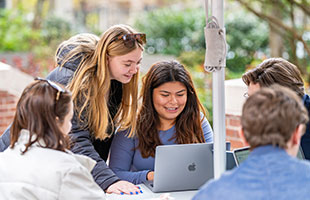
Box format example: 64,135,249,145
0,50,123,190
47,66,123,190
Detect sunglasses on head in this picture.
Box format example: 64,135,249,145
111,33,146,48
35,77,65,102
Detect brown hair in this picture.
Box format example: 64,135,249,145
242,58,305,98
241,84,308,149
57,25,144,140
136,61,206,158
10,80,72,154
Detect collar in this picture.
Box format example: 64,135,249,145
250,145,286,157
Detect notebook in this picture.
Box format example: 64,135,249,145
144,143,214,193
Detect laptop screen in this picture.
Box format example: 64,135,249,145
234,147,250,165
233,145,305,166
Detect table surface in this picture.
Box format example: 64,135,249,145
106,184,198,200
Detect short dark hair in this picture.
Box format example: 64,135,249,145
10,80,72,153
241,84,308,149
242,58,304,98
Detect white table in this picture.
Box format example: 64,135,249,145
106,184,198,200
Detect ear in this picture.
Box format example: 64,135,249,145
291,124,304,146
55,116,60,124
238,127,249,146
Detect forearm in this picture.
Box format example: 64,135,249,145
111,168,150,184
0,125,11,152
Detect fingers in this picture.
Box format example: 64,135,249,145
106,181,143,195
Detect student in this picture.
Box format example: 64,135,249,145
109,60,213,184
193,85,310,200
0,79,106,199
0,24,146,195
241,58,310,160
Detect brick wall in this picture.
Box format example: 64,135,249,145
0,90,17,135
226,114,246,150
0,52,54,77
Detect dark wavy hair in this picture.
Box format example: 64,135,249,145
10,80,72,154
136,60,207,158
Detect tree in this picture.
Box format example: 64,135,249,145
234,0,310,82
32,0,47,29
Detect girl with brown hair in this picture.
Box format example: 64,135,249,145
109,60,213,184
0,79,106,199
0,24,146,195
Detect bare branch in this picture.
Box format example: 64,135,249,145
286,0,310,16
235,0,310,57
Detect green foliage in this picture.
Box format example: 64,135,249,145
225,12,269,72
135,7,268,74
135,7,205,56
41,16,72,45
0,7,72,53
0,8,40,52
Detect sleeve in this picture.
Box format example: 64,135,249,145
109,130,149,184
0,125,11,152
70,115,120,191
58,165,106,200
201,114,214,143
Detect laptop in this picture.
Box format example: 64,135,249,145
232,145,305,166
144,143,214,193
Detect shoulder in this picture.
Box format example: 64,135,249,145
303,94,310,109
194,171,235,199
29,147,91,171
289,157,310,173
47,67,74,86
113,129,135,144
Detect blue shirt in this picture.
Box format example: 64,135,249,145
109,117,213,184
193,145,310,200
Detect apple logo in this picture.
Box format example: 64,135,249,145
188,162,196,171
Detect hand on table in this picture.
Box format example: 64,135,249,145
106,180,142,195
147,171,154,181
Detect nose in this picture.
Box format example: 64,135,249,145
169,95,178,104
130,64,139,74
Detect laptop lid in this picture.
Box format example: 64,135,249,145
233,145,305,166
148,143,214,193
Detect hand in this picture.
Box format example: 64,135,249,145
147,171,154,181
106,180,141,195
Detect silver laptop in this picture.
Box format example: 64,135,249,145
144,143,214,193
232,145,305,166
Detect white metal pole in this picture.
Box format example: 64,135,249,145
211,0,226,179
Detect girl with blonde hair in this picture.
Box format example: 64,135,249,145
0,24,146,195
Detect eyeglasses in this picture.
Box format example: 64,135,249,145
35,77,65,101
111,33,146,48
243,92,249,98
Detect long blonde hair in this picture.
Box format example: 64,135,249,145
59,25,142,140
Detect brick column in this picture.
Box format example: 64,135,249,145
0,90,17,135
225,114,246,150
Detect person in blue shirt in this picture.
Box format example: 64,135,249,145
241,57,310,160
193,85,310,200
109,60,213,184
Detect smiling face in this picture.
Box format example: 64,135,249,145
152,81,187,130
108,48,143,84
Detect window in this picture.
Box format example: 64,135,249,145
0,0,5,8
